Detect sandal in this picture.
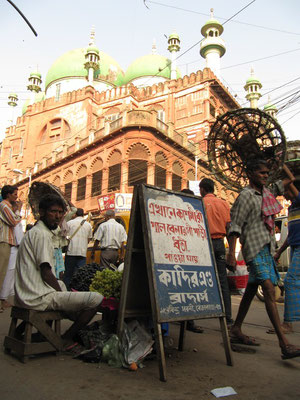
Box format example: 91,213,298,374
230,334,260,346
187,326,204,333
62,342,82,356
266,325,293,335
186,322,204,333
281,344,300,360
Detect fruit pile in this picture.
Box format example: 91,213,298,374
90,269,123,300
70,263,104,291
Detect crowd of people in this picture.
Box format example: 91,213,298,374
0,156,299,359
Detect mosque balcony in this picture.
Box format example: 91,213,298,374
67,144,76,155
200,37,226,57
109,117,122,132
56,151,63,161
27,84,42,93
80,137,89,147
168,44,180,52
84,61,99,71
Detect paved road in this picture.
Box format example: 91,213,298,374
1,295,300,400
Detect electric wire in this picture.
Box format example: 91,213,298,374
139,0,257,87
145,0,300,36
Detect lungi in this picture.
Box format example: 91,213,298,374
284,245,300,322
247,244,280,285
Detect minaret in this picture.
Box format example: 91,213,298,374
264,96,277,119
167,32,180,80
27,71,42,93
200,9,226,77
84,27,100,85
244,68,262,108
7,93,18,125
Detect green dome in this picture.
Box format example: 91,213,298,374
245,76,261,85
45,48,124,89
201,17,223,36
168,32,179,40
86,46,99,54
124,53,181,84
30,72,41,78
22,92,45,115
264,103,277,111
244,76,262,89
9,93,18,98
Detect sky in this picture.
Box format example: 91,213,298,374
1,0,300,143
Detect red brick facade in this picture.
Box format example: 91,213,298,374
0,68,239,218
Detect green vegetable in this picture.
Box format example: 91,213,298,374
90,269,123,300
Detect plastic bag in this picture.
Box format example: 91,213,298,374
121,320,154,366
102,335,124,368
227,253,249,295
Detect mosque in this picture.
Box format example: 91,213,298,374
0,11,273,217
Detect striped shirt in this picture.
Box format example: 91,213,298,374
14,220,57,310
94,218,127,249
228,182,283,263
66,216,93,257
0,200,21,246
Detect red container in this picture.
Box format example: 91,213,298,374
101,297,119,310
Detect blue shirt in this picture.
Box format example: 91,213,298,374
288,193,300,247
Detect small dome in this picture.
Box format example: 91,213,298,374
30,72,42,78
45,48,124,90
86,45,100,54
22,92,45,115
244,75,262,90
8,93,18,98
245,76,261,85
124,53,180,84
201,17,223,36
264,102,277,111
168,32,180,41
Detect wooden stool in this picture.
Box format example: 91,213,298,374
4,306,64,362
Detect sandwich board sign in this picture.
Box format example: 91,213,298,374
117,184,232,381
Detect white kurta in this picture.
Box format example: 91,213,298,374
0,222,24,300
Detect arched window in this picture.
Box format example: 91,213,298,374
64,171,73,201
77,165,87,201
39,118,71,142
105,106,120,122
108,151,121,192
147,104,165,122
91,158,103,197
53,176,61,187
172,161,183,191
187,169,195,181
155,151,167,188
128,144,148,187
220,188,227,200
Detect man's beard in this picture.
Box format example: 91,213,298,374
41,218,58,230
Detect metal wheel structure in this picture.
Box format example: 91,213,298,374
285,140,300,180
28,181,70,219
207,108,287,192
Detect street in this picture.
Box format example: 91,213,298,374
0,294,299,400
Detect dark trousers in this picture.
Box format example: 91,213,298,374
100,249,119,269
212,238,232,322
64,255,86,290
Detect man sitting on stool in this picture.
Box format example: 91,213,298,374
14,194,104,349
